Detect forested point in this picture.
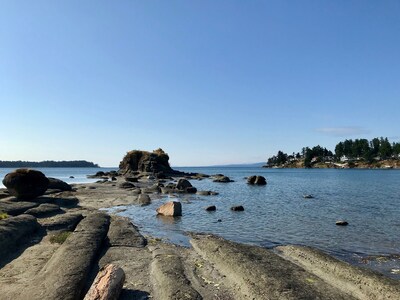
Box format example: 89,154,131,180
267,137,400,168
0,160,100,168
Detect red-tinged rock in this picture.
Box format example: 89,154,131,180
156,201,182,217
84,264,125,300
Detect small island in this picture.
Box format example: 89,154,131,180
265,137,400,169
0,160,99,168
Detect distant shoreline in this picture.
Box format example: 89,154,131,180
263,158,400,169
0,160,99,168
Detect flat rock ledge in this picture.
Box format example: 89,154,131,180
19,212,110,300
0,214,40,257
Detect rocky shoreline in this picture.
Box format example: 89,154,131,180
1,149,400,299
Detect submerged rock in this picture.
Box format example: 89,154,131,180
336,220,349,226
2,169,49,199
156,201,182,217
231,205,244,211
197,190,219,196
213,175,234,183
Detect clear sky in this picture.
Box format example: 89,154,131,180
1,1,399,167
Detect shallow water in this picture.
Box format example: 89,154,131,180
112,167,400,278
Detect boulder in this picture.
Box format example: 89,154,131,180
119,148,173,174
137,194,151,206
160,187,176,194
142,184,161,194
176,179,192,190
231,205,244,211
247,175,267,185
197,191,219,196
47,177,72,191
0,190,10,199
205,205,216,211
125,177,138,183
2,169,49,199
213,175,234,183
84,264,125,300
119,182,135,189
156,201,182,217
185,187,197,194
336,220,349,226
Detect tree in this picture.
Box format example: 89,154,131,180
335,142,344,159
370,138,380,156
276,151,288,165
379,137,392,159
393,142,400,156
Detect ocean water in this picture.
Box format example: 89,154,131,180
0,167,117,188
1,166,399,277
112,167,400,278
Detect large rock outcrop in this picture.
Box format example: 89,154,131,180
119,148,173,175
2,169,49,199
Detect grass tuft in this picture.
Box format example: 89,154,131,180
49,231,72,244
0,211,8,220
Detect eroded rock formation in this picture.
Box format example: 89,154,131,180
119,148,173,175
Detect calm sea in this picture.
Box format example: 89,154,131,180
111,167,400,278
1,167,399,277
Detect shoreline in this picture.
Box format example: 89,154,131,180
1,174,400,299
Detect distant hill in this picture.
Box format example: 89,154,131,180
0,160,100,168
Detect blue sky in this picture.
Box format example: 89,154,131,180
1,1,399,167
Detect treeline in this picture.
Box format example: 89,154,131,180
267,146,333,168
335,137,400,162
267,137,400,167
0,160,100,168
